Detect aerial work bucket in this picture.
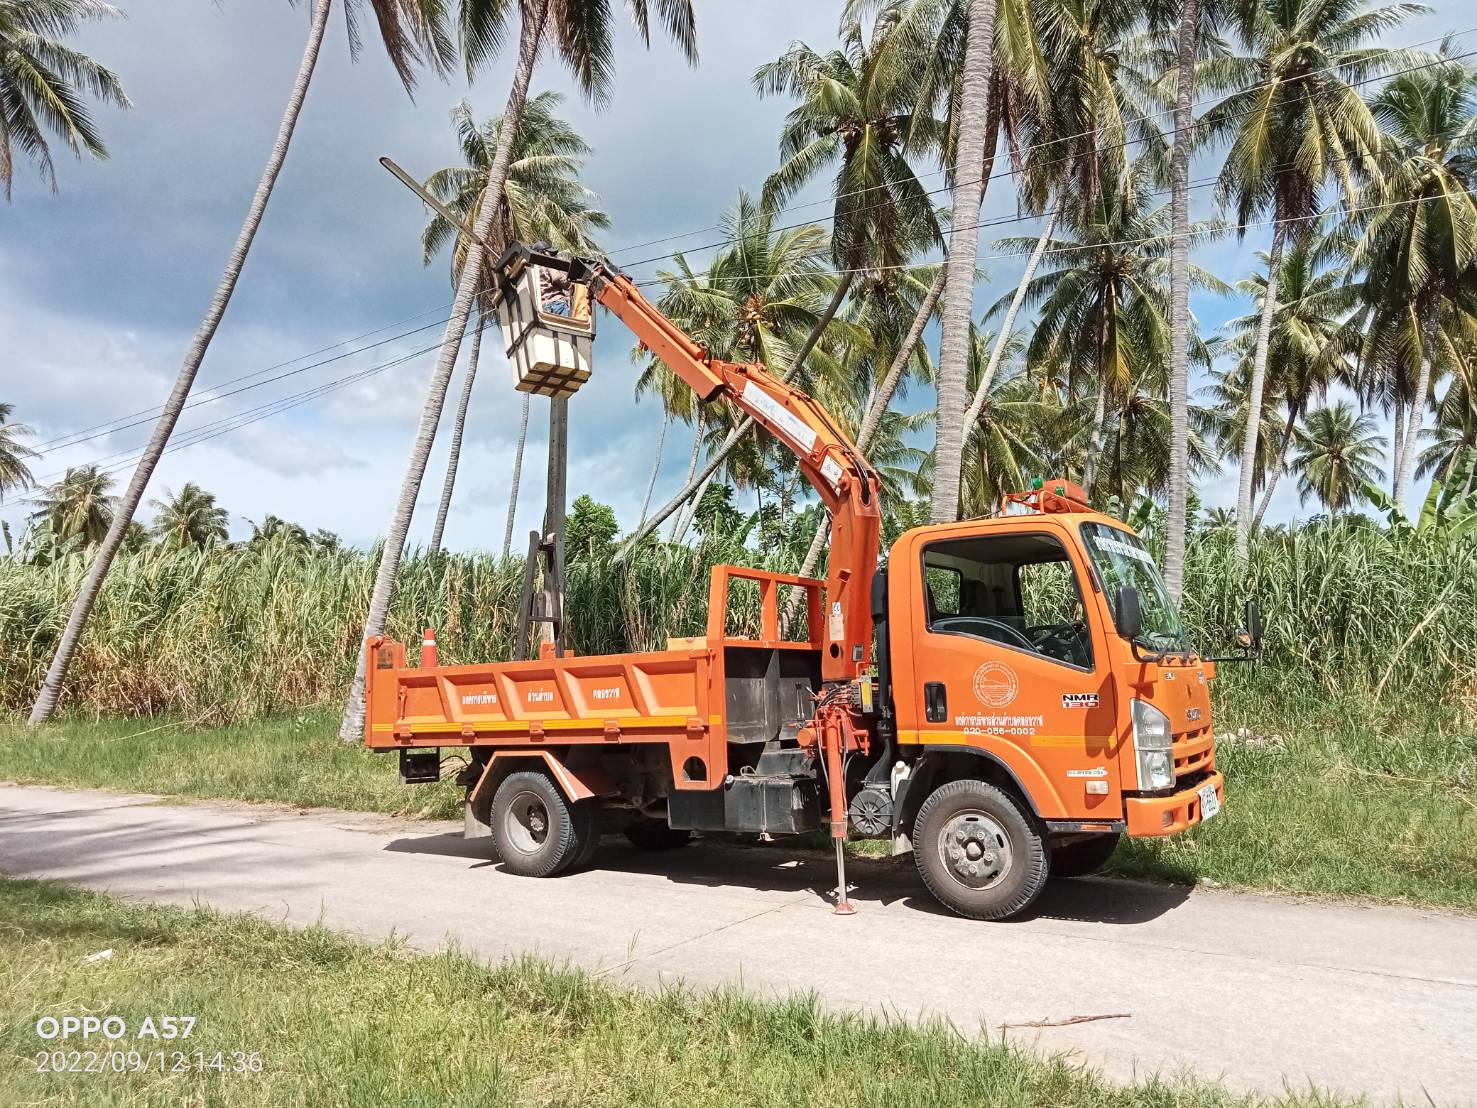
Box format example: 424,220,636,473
489,246,596,398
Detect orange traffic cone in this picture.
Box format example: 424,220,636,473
421,628,439,669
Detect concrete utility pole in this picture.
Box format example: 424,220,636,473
539,396,568,654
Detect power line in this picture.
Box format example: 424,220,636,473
29,300,462,453
609,36,1475,277
37,339,447,485
31,317,455,458
631,183,1477,291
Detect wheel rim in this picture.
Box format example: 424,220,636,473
936,809,1013,890
504,791,550,855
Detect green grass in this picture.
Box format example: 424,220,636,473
4,678,1474,912
0,710,464,821
0,875,1356,1107
1108,678,1477,909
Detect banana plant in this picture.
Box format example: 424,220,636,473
1361,448,1477,539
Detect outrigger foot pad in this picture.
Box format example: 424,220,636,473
833,839,857,915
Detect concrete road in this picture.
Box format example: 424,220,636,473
2,785,1473,1104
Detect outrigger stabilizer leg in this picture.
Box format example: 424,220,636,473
820,707,856,915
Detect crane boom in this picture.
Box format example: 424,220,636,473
491,244,882,683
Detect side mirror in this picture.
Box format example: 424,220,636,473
1115,584,1143,640
1245,599,1263,647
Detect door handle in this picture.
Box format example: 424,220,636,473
924,682,947,723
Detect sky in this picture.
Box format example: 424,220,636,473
1,1,1467,550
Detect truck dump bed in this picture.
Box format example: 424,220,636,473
363,567,824,794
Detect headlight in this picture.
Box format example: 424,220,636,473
1131,699,1174,790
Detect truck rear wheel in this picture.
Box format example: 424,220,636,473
491,771,596,877
914,779,1048,920
1049,832,1121,878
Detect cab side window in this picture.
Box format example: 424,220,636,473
923,533,1093,670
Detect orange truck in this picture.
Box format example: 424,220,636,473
363,244,1261,921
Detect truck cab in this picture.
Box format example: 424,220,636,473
875,484,1224,918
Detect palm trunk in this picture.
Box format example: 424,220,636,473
855,267,948,454
1251,402,1301,532
669,410,707,540
428,312,484,554
1234,220,1286,562
929,0,997,525
674,469,714,544
1164,0,1201,603
501,391,531,559
638,409,668,525
340,0,549,742
962,196,1062,434
28,0,335,726
790,270,853,381
1081,372,1110,492
1390,395,1406,497
1393,342,1432,506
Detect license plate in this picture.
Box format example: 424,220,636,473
1198,783,1221,822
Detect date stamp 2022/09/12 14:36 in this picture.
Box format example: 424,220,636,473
27,1013,263,1078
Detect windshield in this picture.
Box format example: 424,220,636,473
1079,522,1191,651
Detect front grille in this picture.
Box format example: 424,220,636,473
1173,726,1215,783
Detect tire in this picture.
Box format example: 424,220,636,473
566,801,605,872
490,771,587,877
913,779,1049,921
624,818,691,851
1049,832,1121,878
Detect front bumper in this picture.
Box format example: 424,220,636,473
1124,772,1224,837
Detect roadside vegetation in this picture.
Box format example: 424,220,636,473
2,514,1474,910
0,876,1364,1107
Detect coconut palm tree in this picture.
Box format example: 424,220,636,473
1418,312,1477,490
1000,161,1228,499
1201,0,1422,558
931,0,998,523
1352,51,1477,504
1227,228,1362,522
1145,0,1225,600
343,0,699,740
249,514,311,548
148,483,229,547
637,194,844,541
1292,401,1385,511
840,0,1045,525
31,0,452,725
964,0,1165,444
31,465,115,545
754,2,945,347
420,92,609,554
0,402,37,501
0,0,130,199
628,5,951,551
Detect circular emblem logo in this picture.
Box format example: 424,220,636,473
972,661,1019,708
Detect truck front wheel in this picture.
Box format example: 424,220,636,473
914,779,1049,920
490,771,597,877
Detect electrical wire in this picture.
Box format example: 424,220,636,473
609,40,1476,278
29,315,455,458
36,338,446,485
25,34,1470,482
628,181,1477,292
